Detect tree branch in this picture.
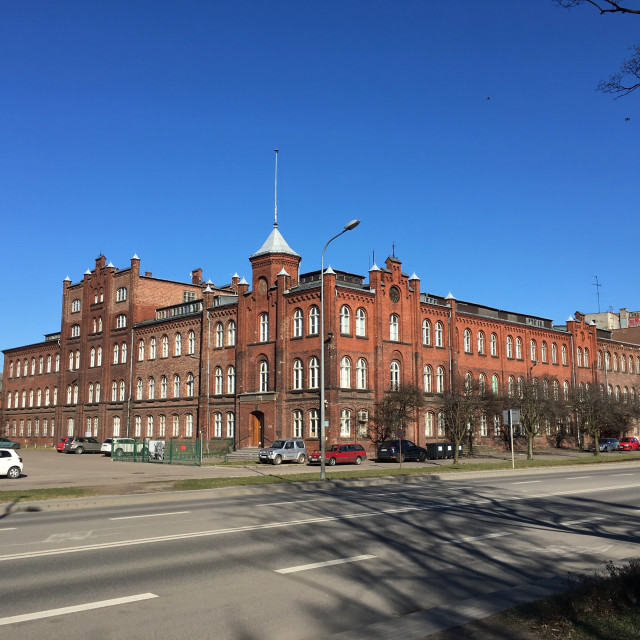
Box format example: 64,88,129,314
555,0,640,15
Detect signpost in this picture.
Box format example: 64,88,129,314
503,409,521,469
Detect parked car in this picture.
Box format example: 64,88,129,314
258,439,306,465
101,438,114,456
56,437,72,452
0,436,20,450
0,448,23,478
64,437,102,454
308,443,367,466
587,438,620,453
377,440,427,463
109,438,147,458
618,437,640,451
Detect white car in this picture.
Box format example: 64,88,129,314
0,448,23,479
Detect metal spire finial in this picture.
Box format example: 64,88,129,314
274,148,278,228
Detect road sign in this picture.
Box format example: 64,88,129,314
503,409,521,425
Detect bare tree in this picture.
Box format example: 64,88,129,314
554,0,640,98
438,375,487,465
570,385,613,455
369,384,424,449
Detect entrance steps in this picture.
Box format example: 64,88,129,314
225,446,260,462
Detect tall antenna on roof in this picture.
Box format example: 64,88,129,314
274,148,279,228
593,275,601,313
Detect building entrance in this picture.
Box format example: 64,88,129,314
250,412,264,447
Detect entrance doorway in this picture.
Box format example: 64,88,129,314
249,412,264,447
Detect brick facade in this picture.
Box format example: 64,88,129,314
3,230,640,452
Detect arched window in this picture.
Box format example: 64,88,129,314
293,359,303,390
422,319,431,346
98,318,102,332
173,414,180,437
227,366,235,394
138,339,145,361
97,347,102,366
340,409,351,436
121,343,127,363
95,383,100,403
187,373,194,397
185,414,193,437
73,385,78,404
88,384,94,403
293,309,303,338
260,314,269,342
227,321,236,346
436,366,445,393
215,367,223,395
356,308,366,337
552,343,557,364
356,358,367,389
116,287,127,302
162,335,169,358
45,388,50,406
112,381,117,401
340,306,351,335
116,314,127,329
562,344,567,365
309,409,319,437
541,341,548,363
340,357,352,388
216,322,224,348
508,376,515,397
293,410,303,438
564,381,569,401
147,415,154,438
71,324,80,338
390,361,400,390
506,336,513,359
477,331,485,355
491,375,499,395
516,337,523,360
309,357,319,388
47,355,52,372
136,378,143,400
188,331,195,354
584,348,589,368
119,380,126,401
174,333,182,356
226,412,235,437
90,348,96,367
214,413,222,437
113,344,119,364
479,373,486,395
425,412,434,437
424,365,433,393
435,322,443,348
576,347,582,367
149,377,155,399
161,376,167,399
259,361,269,392
463,329,472,353
134,415,141,437
530,340,537,362
309,306,319,335
389,314,399,341
173,374,180,398
150,337,157,359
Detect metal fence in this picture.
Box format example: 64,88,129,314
111,438,202,466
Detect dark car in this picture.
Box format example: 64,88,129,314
618,437,640,451
308,443,367,466
377,440,427,463
587,438,620,453
64,437,102,454
0,436,20,450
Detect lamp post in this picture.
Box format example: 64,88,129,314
319,219,361,481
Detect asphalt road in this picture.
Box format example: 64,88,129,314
1,464,639,639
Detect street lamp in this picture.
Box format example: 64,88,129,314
320,219,361,481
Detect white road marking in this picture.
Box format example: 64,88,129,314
45,531,94,543
566,476,591,480
109,511,190,521
613,473,634,477
0,528,16,532
1,481,638,563
512,480,542,485
559,516,604,527
0,593,158,626
275,554,377,574
446,532,513,545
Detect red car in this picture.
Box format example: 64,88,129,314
618,437,640,451
56,437,72,453
308,444,367,466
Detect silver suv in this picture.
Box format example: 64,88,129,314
258,439,306,465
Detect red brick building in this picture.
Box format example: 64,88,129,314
3,225,640,451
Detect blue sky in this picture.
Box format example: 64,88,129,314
1,1,638,355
